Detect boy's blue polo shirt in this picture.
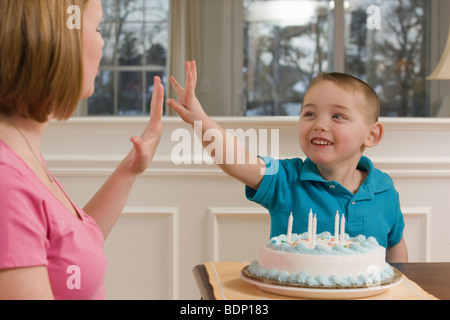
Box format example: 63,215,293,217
245,156,404,248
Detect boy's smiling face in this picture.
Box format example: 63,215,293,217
298,80,382,172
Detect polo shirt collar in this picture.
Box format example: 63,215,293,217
299,156,393,199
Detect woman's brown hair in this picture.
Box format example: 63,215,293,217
0,0,89,122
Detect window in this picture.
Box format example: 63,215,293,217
87,0,170,116
345,0,428,117
243,0,431,117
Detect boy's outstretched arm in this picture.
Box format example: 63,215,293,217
167,61,265,190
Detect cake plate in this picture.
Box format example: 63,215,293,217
240,266,403,299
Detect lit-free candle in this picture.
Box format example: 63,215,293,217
307,209,313,240
311,214,317,247
286,212,293,243
334,211,339,241
339,214,346,245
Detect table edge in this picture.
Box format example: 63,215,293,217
192,264,216,300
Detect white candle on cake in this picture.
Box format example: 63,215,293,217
286,212,293,243
307,209,313,240
339,214,346,245
311,214,317,247
334,211,339,242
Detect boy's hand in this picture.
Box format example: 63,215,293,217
167,61,265,190
167,61,207,125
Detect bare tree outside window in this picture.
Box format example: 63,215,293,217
243,0,430,117
88,0,170,116
244,0,332,116
346,0,428,117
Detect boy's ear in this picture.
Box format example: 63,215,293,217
365,121,384,148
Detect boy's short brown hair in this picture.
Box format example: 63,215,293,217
0,0,89,122
307,73,381,124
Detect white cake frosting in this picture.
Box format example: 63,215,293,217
248,232,394,287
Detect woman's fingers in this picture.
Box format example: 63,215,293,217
150,77,164,120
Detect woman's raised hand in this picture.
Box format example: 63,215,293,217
127,76,164,175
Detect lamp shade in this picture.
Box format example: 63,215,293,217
428,27,450,80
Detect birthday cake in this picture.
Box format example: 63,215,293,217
245,211,395,288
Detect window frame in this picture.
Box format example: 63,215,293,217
76,0,170,117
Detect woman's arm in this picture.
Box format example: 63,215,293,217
0,266,54,300
83,76,164,240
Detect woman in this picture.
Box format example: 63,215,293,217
0,0,164,299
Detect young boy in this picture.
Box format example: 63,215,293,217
167,61,408,263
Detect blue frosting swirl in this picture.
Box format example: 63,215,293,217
267,232,380,256
248,260,394,287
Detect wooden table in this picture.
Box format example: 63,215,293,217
391,263,450,300
193,262,450,300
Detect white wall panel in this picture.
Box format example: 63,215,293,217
103,207,179,300
208,207,270,262
402,207,432,262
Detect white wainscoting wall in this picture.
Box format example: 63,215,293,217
42,117,450,299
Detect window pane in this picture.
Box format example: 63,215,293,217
145,22,169,66
118,0,145,22
118,72,143,115
118,22,144,66
243,0,333,116
102,0,116,21
89,71,115,115
99,20,116,66
345,0,429,117
145,0,171,22
87,0,170,116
